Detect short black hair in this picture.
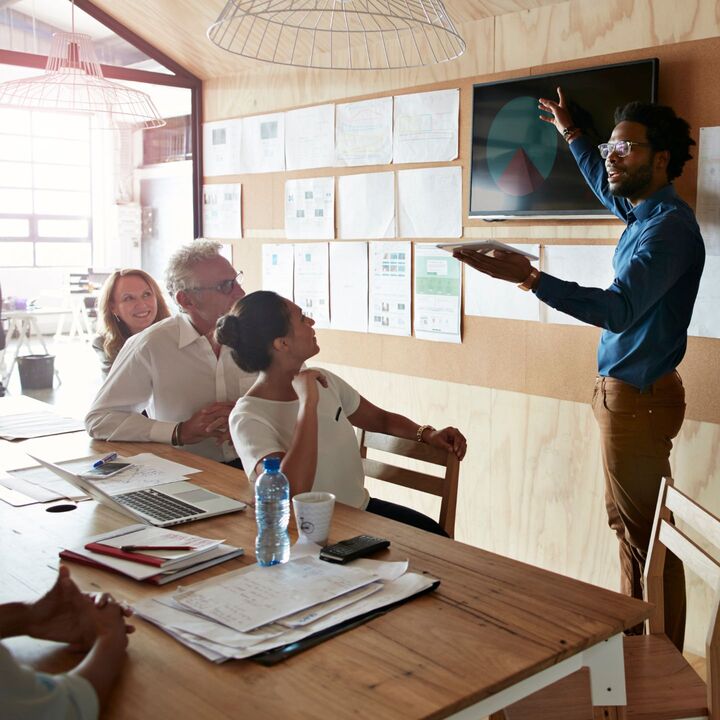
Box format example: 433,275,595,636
614,101,695,181
215,291,291,372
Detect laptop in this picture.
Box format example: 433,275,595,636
29,454,246,528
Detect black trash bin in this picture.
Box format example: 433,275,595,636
17,354,55,390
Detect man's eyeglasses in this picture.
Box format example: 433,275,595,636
189,271,243,295
598,140,651,159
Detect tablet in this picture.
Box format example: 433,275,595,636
437,240,539,260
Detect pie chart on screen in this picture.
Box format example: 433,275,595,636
486,96,558,197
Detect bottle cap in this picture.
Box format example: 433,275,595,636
263,456,281,472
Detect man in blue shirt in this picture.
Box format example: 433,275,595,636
455,94,704,651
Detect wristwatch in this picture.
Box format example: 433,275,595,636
517,267,540,292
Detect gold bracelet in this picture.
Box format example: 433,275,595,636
517,266,540,292
416,424,434,443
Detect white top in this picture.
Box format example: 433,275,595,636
229,369,368,509
85,314,256,462
0,642,99,720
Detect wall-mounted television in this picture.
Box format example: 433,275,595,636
469,58,659,219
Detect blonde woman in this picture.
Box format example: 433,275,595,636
93,269,171,376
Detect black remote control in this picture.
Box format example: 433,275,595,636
319,535,390,564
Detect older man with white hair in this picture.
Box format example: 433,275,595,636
85,239,254,464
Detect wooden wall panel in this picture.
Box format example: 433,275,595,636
314,361,720,658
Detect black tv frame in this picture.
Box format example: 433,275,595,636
469,58,659,220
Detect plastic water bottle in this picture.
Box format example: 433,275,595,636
254,456,290,566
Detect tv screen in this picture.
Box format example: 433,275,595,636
469,59,659,218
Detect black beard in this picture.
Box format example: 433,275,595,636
608,162,654,198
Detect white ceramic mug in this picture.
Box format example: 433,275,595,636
292,491,336,545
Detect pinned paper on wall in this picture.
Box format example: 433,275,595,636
540,245,617,326
413,244,461,343
203,119,243,177
262,244,294,300
464,244,540,321
688,254,720,339
294,243,330,328
398,166,462,238
285,177,334,240
285,104,335,171
696,126,720,256
202,184,242,239
393,88,459,164
242,113,285,173
368,241,411,336
336,96,393,167
329,242,368,332
338,172,394,239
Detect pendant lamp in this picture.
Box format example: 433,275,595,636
0,5,165,129
208,0,466,70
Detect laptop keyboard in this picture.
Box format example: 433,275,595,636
115,487,206,522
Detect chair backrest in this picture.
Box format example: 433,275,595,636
356,429,459,537
645,477,720,715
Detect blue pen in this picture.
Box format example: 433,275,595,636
93,452,118,468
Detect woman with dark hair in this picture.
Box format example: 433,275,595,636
92,269,172,376
217,291,467,536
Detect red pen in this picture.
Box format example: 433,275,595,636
120,545,195,552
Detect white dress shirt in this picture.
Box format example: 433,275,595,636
85,314,256,462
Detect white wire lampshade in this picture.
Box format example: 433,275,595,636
0,32,165,129
207,0,466,70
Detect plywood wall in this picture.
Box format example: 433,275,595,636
201,0,720,656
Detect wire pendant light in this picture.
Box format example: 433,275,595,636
0,5,165,128
208,0,466,70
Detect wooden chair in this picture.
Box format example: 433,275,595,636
356,429,459,537
496,476,718,720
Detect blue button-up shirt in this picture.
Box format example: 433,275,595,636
534,136,705,389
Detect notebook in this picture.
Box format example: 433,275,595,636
28,454,246,527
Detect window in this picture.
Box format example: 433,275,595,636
0,107,92,267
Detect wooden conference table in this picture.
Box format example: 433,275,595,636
0,431,651,719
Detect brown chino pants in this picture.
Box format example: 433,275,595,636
592,371,686,651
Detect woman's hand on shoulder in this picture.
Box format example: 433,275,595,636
292,369,328,406
426,426,467,460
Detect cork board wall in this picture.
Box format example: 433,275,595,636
210,37,720,424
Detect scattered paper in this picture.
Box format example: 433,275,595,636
338,172,395,239
174,555,379,633
241,113,285,173
688,254,720,338
294,243,330,328
541,245,616,326
368,241,412,336
203,119,243,177
262,243,295,299
285,104,335,171
335,96,393,167
329,242,368,332
413,244,462,343
0,411,84,440
393,88,459,164
285,177,335,240
464,245,541,321
202,183,242,239
696,126,720,256
398,166,462,238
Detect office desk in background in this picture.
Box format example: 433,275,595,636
0,431,651,720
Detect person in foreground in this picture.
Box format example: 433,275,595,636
85,240,255,464
217,290,467,536
92,269,172,376
454,93,704,650
1,566,134,720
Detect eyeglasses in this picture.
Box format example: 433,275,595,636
597,140,651,159
189,271,243,295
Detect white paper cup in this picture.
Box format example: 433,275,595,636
292,491,335,545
